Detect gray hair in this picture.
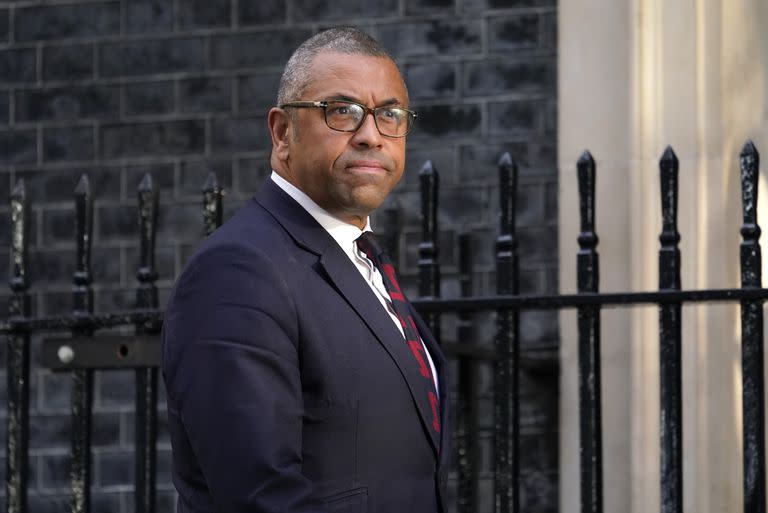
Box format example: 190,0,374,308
277,27,401,106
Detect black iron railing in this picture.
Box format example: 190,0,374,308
1,141,767,513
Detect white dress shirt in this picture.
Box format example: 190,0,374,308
270,171,439,391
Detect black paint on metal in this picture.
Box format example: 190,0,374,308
577,151,602,513
740,140,765,513
7,179,30,513
135,173,160,513
658,146,682,513
418,160,441,340
455,233,477,513
494,152,519,513
43,336,161,370
70,175,94,513
202,172,222,237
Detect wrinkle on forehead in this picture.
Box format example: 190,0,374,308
301,52,409,106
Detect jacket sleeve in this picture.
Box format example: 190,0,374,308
162,242,320,512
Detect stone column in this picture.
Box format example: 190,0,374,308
559,0,768,512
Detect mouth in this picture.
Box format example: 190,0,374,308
345,160,388,174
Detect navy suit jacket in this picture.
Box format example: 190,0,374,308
162,179,450,513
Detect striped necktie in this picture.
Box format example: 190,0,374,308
356,231,440,434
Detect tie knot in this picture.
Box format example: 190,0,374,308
356,231,384,264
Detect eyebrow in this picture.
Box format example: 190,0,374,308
326,94,405,108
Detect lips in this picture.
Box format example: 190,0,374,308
345,160,388,174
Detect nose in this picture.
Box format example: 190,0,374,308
350,111,383,148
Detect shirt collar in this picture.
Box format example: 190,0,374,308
270,171,372,250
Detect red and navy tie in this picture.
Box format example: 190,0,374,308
355,231,440,434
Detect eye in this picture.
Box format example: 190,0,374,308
327,102,358,116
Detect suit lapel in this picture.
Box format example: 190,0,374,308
255,180,441,456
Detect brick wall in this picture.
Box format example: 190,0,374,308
0,1,558,511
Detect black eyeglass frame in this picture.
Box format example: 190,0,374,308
279,100,418,138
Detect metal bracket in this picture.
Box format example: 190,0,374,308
42,336,161,370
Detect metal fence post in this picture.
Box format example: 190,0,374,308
135,173,159,513
495,152,519,513
576,151,602,513
739,140,765,513
70,175,94,513
658,147,683,513
456,232,477,513
419,161,440,340
6,180,30,513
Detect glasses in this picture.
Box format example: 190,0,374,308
279,100,417,138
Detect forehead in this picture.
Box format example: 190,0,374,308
302,51,408,104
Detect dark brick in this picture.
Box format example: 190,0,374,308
43,44,94,81
211,29,311,69
179,158,232,196
97,450,132,487
545,181,556,218
30,413,69,449
28,495,71,513
100,38,205,78
38,453,69,491
16,2,120,42
126,0,173,34
292,0,397,20
124,81,175,116
179,77,231,114
237,157,271,194
238,72,280,112
518,226,557,262
29,250,75,285
125,244,176,280
516,183,547,227
521,471,557,512
16,86,120,122
439,186,488,225
489,14,540,52
404,62,456,100
403,146,455,187
43,126,94,162
460,143,531,181
409,104,481,139
0,48,36,84
0,129,37,165
211,116,270,153
379,20,481,58
91,493,123,513
157,202,212,241
0,8,8,43
464,59,555,96
405,0,454,13
94,288,135,312
238,0,286,25
464,0,555,9
541,11,557,49
101,120,205,159
41,207,75,245
92,411,121,447
93,247,123,284
178,0,231,28
97,204,138,240
127,162,175,198
97,369,133,409
18,165,121,203
0,90,8,124
488,100,539,136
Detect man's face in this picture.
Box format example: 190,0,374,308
270,51,409,228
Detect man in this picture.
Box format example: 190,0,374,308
162,27,450,513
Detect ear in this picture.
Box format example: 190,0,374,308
268,107,292,162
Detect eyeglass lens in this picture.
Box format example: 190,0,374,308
325,101,411,136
